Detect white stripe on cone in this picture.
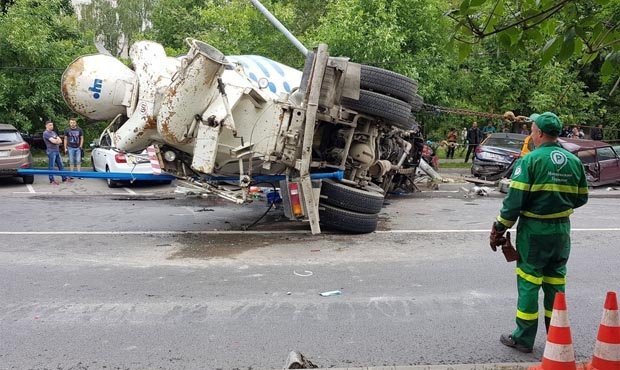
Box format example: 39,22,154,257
593,342,620,362
600,309,620,327
543,342,576,362
550,310,571,328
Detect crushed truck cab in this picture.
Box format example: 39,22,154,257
61,40,425,234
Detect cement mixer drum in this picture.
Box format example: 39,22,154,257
61,54,137,121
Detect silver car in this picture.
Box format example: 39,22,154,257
0,124,34,184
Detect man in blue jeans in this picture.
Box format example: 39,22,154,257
64,118,84,178
42,121,69,185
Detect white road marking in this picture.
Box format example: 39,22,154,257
0,228,619,235
123,187,137,195
12,192,51,194
26,184,35,193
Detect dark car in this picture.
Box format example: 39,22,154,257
21,131,55,150
471,133,529,180
0,124,34,184
558,138,620,187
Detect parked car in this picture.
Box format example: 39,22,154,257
558,138,620,187
471,133,530,180
0,124,34,184
91,114,171,188
21,130,64,150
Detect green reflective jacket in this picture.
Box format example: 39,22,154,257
495,142,589,230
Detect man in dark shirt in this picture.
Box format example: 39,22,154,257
464,121,484,163
64,118,84,176
43,121,68,185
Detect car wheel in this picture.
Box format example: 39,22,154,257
319,203,379,234
22,175,34,185
320,179,384,214
360,64,418,103
341,90,412,128
105,166,122,188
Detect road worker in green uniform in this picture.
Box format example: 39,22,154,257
489,112,589,353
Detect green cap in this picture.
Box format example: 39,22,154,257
534,112,562,136
529,113,540,122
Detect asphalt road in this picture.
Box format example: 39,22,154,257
0,176,619,369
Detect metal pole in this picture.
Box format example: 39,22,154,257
249,0,308,56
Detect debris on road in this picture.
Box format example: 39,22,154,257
283,351,318,369
319,290,342,297
293,270,313,277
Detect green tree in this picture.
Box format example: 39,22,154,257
449,1,620,78
0,0,94,132
148,0,314,67
78,0,154,57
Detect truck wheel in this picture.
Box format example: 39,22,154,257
411,94,424,112
342,90,412,128
319,203,379,233
360,65,417,103
320,179,384,214
22,175,34,184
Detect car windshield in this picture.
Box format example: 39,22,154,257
0,130,21,143
483,137,524,150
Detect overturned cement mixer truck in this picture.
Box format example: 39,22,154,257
60,36,427,234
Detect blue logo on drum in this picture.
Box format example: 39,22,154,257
88,79,103,99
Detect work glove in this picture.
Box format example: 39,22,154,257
489,223,506,252
501,231,519,262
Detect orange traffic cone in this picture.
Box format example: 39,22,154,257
530,292,579,370
587,292,620,370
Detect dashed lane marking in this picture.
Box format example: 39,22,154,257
0,228,619,235
26,184,35,193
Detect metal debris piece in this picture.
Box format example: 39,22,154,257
293,270,313,277
283,351,318,369
319,290,341,297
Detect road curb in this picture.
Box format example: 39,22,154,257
311,362,547,370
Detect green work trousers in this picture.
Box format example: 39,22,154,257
512,217,571,349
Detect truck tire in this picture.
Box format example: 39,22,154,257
360,65,417,103
342,90,412,128
411,94,424,112
321,179,384,214
319,203,379,233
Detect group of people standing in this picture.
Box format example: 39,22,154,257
43,119,84,185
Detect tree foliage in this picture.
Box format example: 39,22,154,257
0,0,619,140
77,0,154,57
0,0,94,132
449,1,620,79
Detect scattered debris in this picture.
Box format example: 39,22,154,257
293,270,313,277
286,292,292,295
607,187,618,191
498,178,511,194
283,351,318,369
196,208,214,212
461,185,492,198
471,186,490,196
310,249,320,252
319,290,342,297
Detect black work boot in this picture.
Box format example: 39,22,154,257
500,333,533,353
